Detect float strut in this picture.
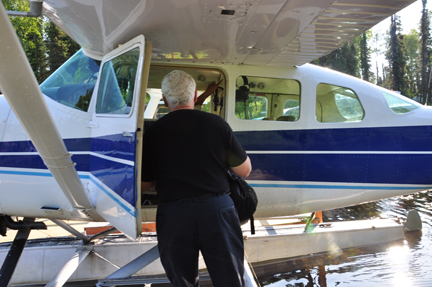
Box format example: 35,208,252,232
303,212,316,233
0,217,46,286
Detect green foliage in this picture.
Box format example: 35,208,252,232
419,0,431,104
2,0,79,83
360,33,372,82
235,95,268,120
313,42,359,77
45,21,80,76
403,29,420,98
3,0,48,83
386,15,408,95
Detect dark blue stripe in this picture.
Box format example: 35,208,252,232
89,155,136,206
0,141,37,153
0,132,136,207
65,138,91,151
0,133,135,162
0,154,89,172
235,125,432,185
235,125,432,152
90,134,135,162
248,183,430,190
248,153,432,184
3,126,432,192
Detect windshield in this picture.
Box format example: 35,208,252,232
40,50,101,111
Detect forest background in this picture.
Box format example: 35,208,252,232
3,0,432,105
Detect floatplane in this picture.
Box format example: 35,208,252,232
0,0,429,286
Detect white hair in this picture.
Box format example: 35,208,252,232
161,70,196,107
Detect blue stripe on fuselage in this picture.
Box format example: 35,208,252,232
1,126,432,189
235,125,432,152
0,133,135,207
235,125,432,185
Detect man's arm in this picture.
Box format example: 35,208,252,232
230,156,252,178
195,80,223,106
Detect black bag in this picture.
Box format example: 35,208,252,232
227,171,258,234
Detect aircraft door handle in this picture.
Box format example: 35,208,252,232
88,121,99,128
122,131,133,137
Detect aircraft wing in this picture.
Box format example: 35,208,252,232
43,0,415,65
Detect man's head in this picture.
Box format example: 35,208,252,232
161,70,196,109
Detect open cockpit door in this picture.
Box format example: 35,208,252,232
89,35,150,239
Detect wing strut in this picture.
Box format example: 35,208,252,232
0,2,96,214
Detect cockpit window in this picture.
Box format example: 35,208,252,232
235,76,301,121
381,89,420,114
40,50,100,112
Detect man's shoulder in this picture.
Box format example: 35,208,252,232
170,109,226,123
191,110,227,123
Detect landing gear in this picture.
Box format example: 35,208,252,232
0,216,46,286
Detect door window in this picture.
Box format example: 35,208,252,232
96,48,139,115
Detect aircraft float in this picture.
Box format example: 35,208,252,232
0,0,429,285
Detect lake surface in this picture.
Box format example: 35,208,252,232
258,191,432,287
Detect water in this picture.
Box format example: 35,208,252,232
259,191,432,287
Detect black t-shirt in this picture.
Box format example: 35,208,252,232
141,109,247,202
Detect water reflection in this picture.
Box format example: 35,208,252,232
259,191,432,286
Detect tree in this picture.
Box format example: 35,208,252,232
313,42,359,77
386,14,408,95
360,32,372,82
45,20,80,76
2,0,47,82
419,0,431,104
371,31,385,85
403,29,420,98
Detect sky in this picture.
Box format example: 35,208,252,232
370,0,431,75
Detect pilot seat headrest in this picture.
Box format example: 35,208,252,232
236,76,250,102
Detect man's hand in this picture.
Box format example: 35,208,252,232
195,80,223,106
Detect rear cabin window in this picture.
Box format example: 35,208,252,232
235,76,301,121
381,89,420,114
40,50,100,112
316,84,364,123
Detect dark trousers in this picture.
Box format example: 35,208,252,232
156,193,245,287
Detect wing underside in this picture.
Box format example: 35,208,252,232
43,0,414,66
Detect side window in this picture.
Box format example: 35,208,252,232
283,99,300,121
316,84,364,123
96,47,139,115
235,95,268,120
40,50,100,112
235,76,300,121
381,89,420,114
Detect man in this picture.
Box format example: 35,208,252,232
141,70,252,287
